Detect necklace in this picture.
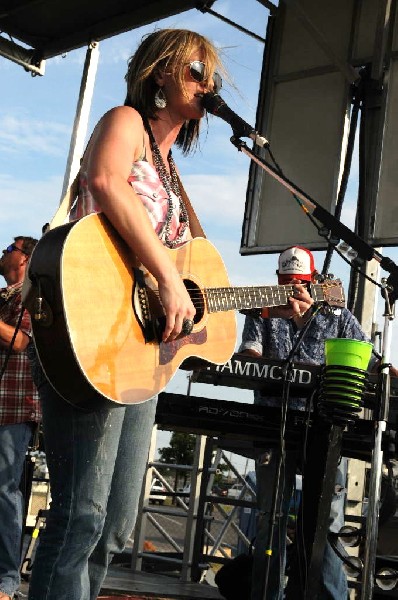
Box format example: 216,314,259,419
145,120,189,248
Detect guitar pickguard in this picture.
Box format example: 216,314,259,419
159,328,208,365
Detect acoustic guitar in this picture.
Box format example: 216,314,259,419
26,213,345,409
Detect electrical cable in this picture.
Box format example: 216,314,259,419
323,78,362,275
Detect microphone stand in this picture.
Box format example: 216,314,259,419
361,282,396,599
262,311,320,599
229,135,398,598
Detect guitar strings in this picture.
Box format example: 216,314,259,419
151,284,341,295
150,285,343,306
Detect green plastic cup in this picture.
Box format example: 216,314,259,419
326,370,367,382
324,339,373,370
323,383,363,398
325,377,365,391
321,398,362,409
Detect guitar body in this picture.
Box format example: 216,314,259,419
28,213,236,409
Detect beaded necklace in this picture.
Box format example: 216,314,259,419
144,119,189,248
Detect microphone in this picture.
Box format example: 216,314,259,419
202,92,269,147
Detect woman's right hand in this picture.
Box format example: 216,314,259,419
157,269,196,342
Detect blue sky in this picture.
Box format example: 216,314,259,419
1,1,397,471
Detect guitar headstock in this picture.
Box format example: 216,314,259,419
312,279,345,308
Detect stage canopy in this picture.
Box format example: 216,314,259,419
0,0,210,72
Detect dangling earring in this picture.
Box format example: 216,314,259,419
154,87,167,109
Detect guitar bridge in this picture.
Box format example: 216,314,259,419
132,268,164,343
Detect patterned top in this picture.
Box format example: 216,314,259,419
70,160,190,248
239,307,373,410
0,283,41,425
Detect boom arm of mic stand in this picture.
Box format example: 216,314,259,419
230,136,398,598
230,136,398,279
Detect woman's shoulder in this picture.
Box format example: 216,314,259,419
81,106,146,168
93,106,146,156
100,105,144,127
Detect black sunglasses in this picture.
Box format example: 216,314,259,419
188,60,222,94
5,244,29,256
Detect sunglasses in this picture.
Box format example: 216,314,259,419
187,60,222,94
4,244,29,256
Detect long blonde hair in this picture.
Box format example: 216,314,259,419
125,29,223,154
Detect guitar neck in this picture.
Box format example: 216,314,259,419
205,284,322,313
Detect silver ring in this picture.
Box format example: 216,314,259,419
181,318,194,335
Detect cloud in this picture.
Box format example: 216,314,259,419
0,174,62,239
184,171,248,227
0,113,70,157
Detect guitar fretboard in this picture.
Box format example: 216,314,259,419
204,283,343,313
205,285,299,313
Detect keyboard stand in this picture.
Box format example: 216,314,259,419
285,419,343,599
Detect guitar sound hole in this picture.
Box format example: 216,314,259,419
184,279,204,323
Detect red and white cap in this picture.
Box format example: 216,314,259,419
277,246,315,283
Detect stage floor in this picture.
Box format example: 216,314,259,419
18,566,223,600
101,566,223,599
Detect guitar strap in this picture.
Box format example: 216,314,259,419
46,172,80,232
176,174,206,239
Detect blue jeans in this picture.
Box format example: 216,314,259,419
0,421,34,598
251,447,348,600
27,366,157,600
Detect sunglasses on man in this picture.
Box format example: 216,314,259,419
187,60,222,94
4,244,29,256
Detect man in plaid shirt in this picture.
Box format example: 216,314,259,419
0,236,40,600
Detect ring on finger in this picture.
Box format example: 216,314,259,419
181,318,194,335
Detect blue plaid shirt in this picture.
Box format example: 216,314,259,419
239,308,373,410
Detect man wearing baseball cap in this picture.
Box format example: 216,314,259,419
277,245,316,283
239,245,372,600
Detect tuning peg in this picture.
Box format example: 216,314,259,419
315,273,335,282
